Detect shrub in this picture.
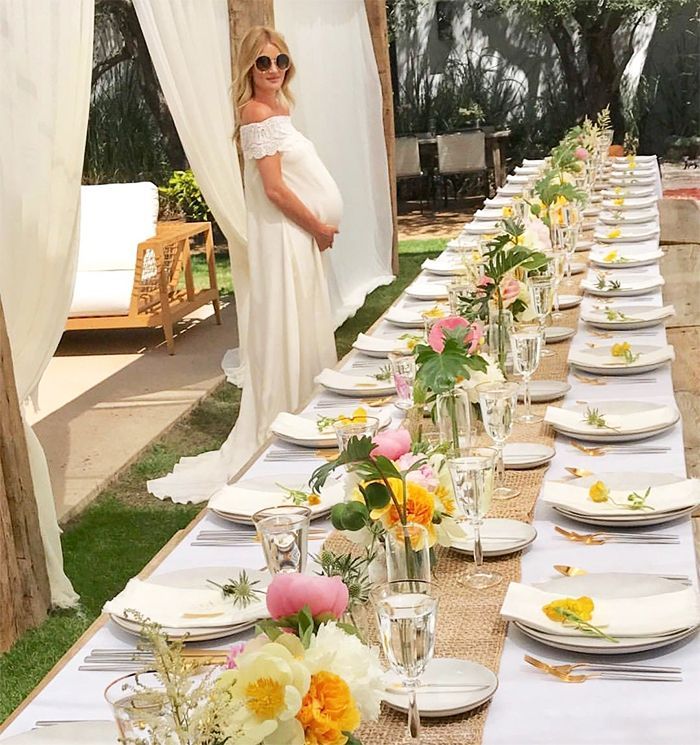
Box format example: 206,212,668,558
158,170,211,222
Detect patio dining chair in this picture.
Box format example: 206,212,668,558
395,135,428,212
435,131,489,208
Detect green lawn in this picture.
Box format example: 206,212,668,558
0,242,441,723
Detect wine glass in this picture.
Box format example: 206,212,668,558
389,352,416,411
447,447,501,588
546,249,567,320
252,505,311,574
477,382,520,500
511,326,543,424
528,273,555,358
373,580,438,743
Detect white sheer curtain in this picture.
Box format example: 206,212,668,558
0,0,94,607
274,0,395,327
132,0,249,384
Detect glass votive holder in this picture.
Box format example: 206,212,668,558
252,505,312,575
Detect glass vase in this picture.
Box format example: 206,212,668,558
385,523,432,583
488,306,513,377
436,388,471,455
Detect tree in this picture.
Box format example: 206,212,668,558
471,0,690,130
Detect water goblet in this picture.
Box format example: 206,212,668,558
477,382,520,500
372,580,438,743
511,326,543,424
388,351,416,411
528,273,555,358
333,416,380,452
252,505,311,574
447,447,501,588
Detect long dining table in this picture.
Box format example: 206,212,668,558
1,157,698,745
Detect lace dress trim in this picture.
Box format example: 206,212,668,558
240,115,295,160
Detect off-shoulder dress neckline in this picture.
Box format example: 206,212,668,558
239,114,291,130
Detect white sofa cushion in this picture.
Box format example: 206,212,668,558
77,182,159,272
69,270,135,317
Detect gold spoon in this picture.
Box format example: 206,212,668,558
554,564,589,577
564,467,594,478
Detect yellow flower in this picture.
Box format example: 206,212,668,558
543,596,595,623
297,671,361,745
435,484,457,516
628,159,637,170
614,186,623,194
589,480,610,503
423,307,446,319
554,195,569,207
308,494,321,506
607,229,621,239
611,342,630,357
336,407,367,426
613,197,624,206
502,206,513,218
603,250,618,262
369,478,438,546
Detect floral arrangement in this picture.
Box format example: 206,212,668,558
119,574,384,745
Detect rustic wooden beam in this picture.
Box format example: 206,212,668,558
227,0,275,69
364,0,399,274
0,297,50,651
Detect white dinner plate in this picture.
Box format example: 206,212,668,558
601,195,657,211
352,332,415,358
385,306,447,328
382,658,498,717
582,304,673,330
271,408,391,448
598,208,658,225
601,187,656,199
609,174,656,186
484,195,514,208
545,326,575,344
318,373,395,397
552,503,697,528
574,239,593,252
594,226,659,243
473,208,506,221
404,281,449,301
548,400,679,443
503,442,556,469
110,566,270,642
514,573,700,655
558,294,582,309
463,221,501,235
569,262,586,275
1,722,119,744
518,380,570,403
421,258,465,277
568,344,673,376
588,250,663,269
498,183,523,196
581,273,664,297
451,518,537,557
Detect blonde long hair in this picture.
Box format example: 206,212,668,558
233,26,295,135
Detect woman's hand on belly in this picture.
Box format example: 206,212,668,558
313,223,339,252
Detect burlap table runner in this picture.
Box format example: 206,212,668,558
324,259,588,744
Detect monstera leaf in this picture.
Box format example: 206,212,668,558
415,336,487,395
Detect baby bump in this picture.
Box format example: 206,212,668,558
284,152,343,227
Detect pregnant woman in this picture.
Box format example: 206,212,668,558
148,26,341,502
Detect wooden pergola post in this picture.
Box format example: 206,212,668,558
364,0,399,274
0,297,50,652
227,0,275,68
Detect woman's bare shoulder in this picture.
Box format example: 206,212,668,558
240,100,279,125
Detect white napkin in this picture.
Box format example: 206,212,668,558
500,582,700,637
544,404,677,433
568,344,675,368
581,305,675,323
506,174,531,184
354,332,410,354
589,248,663,263
406,281,448,299
542,478,700,515
522,158,546,167
594,226,660,243
269,412,330,440
581,275,663,292
316,368,392,392
422,256,461,271
463,221,500,234
103,578,267,628
484,196,514,208
209,476,343,517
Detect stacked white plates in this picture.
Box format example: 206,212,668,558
484,195,514,208
382,658,498,717
352,331,416,358
518,380,570,403
581,304,674,330
404,280,449,301
574,238,593,252
209,473,343,524
544,400,679,443
542,472,700,527
593,225,659,243
422,257,466,276
598,208,658,225
385,305,448,328
473,207,506,221
503,442,556,469
601,195,657,211
581,273,664,297
504,573,700,655
270,408,391,448
451,518,537,557
558,294,582,309
570,261,586,275
446,235,478,251
545,326,575,343
105,566,271,642
568,344,674,375
316,368,396,397
588,248,663,268
601,187,655,199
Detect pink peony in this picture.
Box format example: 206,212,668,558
477,275,494,288
499,277,521,307
371,427,412,460
574,146,589,161
396,452,438,489
266,573,349,620
225,641,246,669
465,320,485,354
428,316,469,353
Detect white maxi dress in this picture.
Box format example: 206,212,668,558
148,116,341,502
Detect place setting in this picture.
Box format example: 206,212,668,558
351,330,418,357
315,366,397,396
385,302,449,328
403,278,450,301
567,341,675,375
588,246,663,268
593,223,660,244
580,271,664,297
581,303,675,330
541,471,700,528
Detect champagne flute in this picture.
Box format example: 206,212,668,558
511,326,543,424
447,447,501,588
546,250,566,320
373,580,438,743
528,274,555,358
477,382,520,500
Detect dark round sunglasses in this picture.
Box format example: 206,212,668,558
255,53,290,73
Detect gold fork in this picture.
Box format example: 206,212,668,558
564,467,594,478
555,526,678,545
524,655,681,682
589,330,614,339
360,396,395,407
554,526,605,544
569,441,606,456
